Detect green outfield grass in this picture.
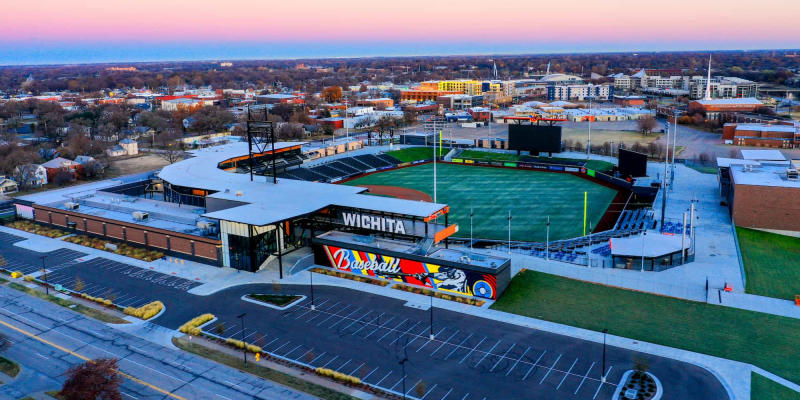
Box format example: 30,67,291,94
344,163,617,242
456,149,616,173
737,227,800,301
385,146,448,163
491,270,800,386
751,373,800,400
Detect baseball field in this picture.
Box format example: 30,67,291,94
343,162,618,242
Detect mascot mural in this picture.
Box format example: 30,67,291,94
321,245,497,299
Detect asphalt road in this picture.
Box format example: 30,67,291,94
0,230,730,400
0,284,317,400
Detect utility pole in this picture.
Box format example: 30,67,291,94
309,270,315,310
640,231,647,272
681,212,687,265
237,313,247,366
469,208,474,254
587,96,593,158
671,109,678,187
429,293,435,340
40,255,49,295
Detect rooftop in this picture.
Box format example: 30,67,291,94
730,163,800,188
611,232,690,258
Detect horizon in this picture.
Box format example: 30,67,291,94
2,0,799,65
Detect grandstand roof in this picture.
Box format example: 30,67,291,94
610,232,690,258
159,142,448,226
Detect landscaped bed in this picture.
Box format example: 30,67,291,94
245,294,303,308
392,283,485,306
5,220,69,238
63,235,164,262
0,356,20,378
617,369,658,400
311,267,390,286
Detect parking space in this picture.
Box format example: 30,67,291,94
204,296,621,400
0,231,87,275
44,257,201,308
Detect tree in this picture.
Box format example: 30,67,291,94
188,107,234,133
59,358,122,400
53,169,74,186
637,116,657,134
321,86,343,103
277,123,305,140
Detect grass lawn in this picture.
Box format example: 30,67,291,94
0,356,20,378
456,149,615,174
751,373,800,400
7,282,129,324
246,294,303,307
385,146,448,163
344,163,617,242
490,270,800,385
172,337,358,400
737,227,800,301
561,128,661,146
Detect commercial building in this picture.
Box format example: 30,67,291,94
400,89,461,102
437,94,483,110
547,84,613,101
722,123,800,148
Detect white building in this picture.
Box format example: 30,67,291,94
547,84,613,101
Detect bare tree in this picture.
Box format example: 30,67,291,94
59,358,122,400
637,116,657,134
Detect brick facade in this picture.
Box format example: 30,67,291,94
731,184,800,232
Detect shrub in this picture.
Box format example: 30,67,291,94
123,301,164,320
314,368,361,385
23,275,34,282
179,313,215,336
10,271,23,279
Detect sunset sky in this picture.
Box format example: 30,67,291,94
1,0,798,64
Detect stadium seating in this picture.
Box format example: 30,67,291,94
277,152,401,183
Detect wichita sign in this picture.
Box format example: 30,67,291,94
341,212,408,234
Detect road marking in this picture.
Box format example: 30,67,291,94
362,366,379,381
522,350,546,381
364,316,395,339
35,352,48,359
460,393,470,400
298,349,314,362
557,358,578,390
390,321,421,345
349,362,365,376
340,311,371,331
444,332,473,360
421,383,438,399
327,307,362,328
262,337,280,349
122,392,139,399
390,376,405,391
378,318,408,341
271,341,292,354
458,336,486,364
351,313,383,336
375,371,393,386
575,362,595,394
439,387,453,400
490,343,515,372
406,379,422,395
473,339,501,368
337,359,352,372
315,304,352,326
405,325,431,347
539,354,562,384
321,355,339,368
416,327,447,352
282,344,303,358
0,318,188,400
430,329,459,355
309,352,327,364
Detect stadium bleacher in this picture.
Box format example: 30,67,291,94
279,152,402,183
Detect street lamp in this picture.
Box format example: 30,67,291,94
601,328,608,383
429,292,435,340
237,313,247,366
309,270,315,310
640,231,647,272
40,255,49,295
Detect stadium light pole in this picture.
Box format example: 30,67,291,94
429,292,435,339
433,128,439,203
587,96,593,159
671,109,679,187
640,231,647,272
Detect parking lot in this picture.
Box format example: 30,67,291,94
0,231,728,400
44,257,202,308
0,231,86,276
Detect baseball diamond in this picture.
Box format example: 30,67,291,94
343,162,618,242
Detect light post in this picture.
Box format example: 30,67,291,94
587,96,593,158
40,255,49,295
237,313,247,366
309,270,315,310
469,208,474,255
601,328,608,383
545,216,550,261
429,292,434,340
507,210,512,254
640,231,647,272
671,109,678,187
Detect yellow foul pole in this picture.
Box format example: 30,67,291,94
583,191,588,236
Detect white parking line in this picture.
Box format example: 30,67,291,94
262,337,280,349
309,352,327,364
389,321,421,345
421,383,438,399
430,329,460,355
364,316,395,339
375,370,393,386
406,380,422,396
298,348,315,362
459,393,470,400
389,376,405,391
283,344,303,358
522,350,547,381
416,327,447,352
405,325,431,347
575,362,595,394
444,332,473,360
348,362,365,376
271,341,292,354
539,354,562,384
327,307,362,328
458,336,486,364
439,387,453,400
473,339,501,368
351,313,383,335
337,359,352,372
490,343,515,372
362,366,379,381
339,311,371,331
377,318,408,341
315,304,352,326
321,355,339,368
557,358,578,390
